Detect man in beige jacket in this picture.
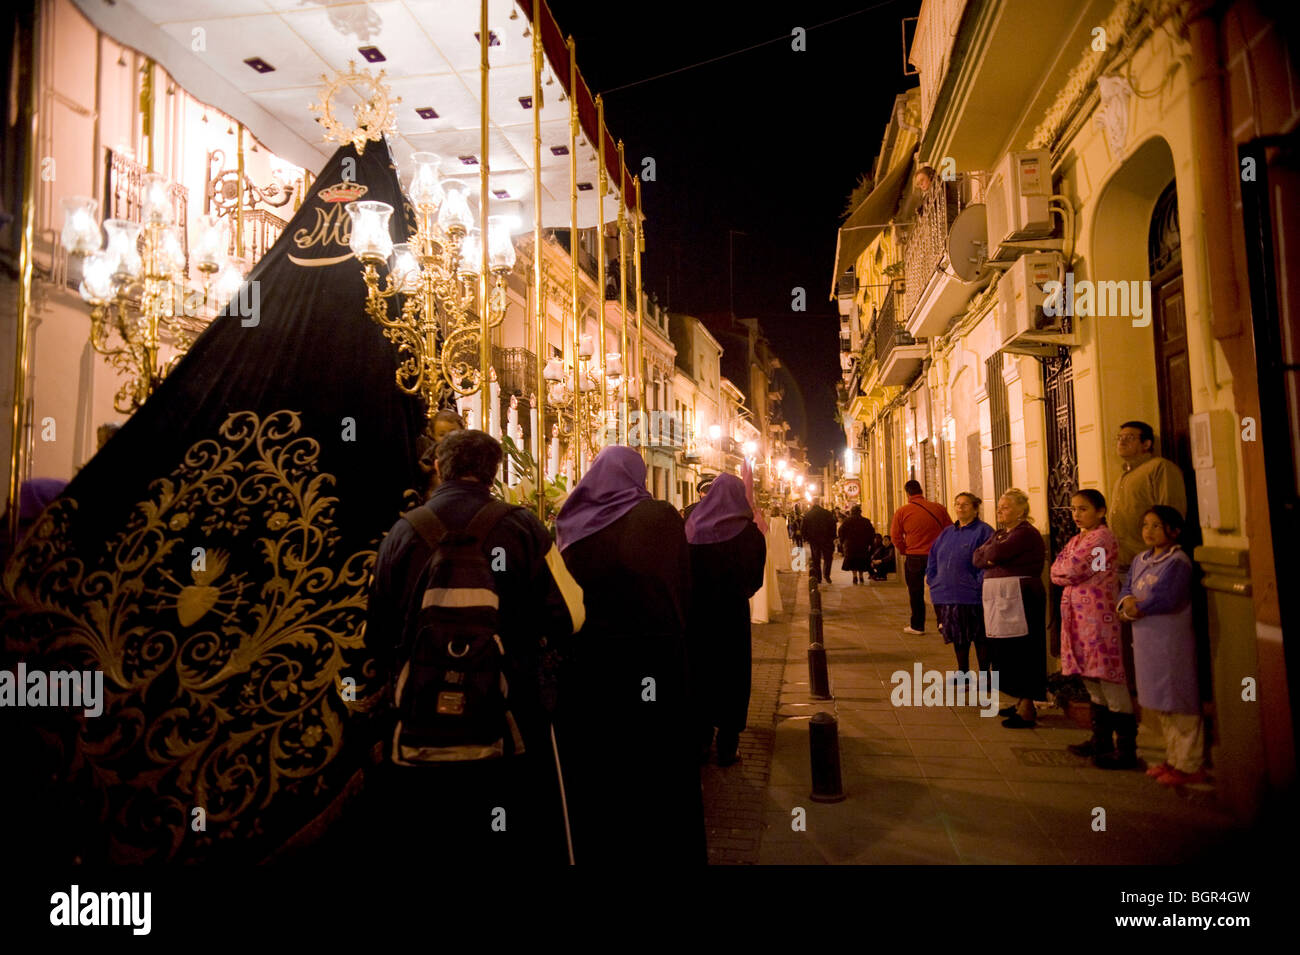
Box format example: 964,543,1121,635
1110,420,1188,571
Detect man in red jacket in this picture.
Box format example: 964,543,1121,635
889,480,952,634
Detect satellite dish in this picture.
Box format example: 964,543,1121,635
947,203,991,283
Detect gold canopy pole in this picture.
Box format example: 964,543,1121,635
595,95,608,446
531,0,545,516
6,7,39,545
635,177,646,460
478,0,492,438
236,123,245,259
616,140,628,447
567,37,581,480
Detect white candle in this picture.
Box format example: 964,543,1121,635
529,396,540,465
548,425,559,482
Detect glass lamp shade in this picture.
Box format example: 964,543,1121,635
389,243,421,293
437,180,474,236
407,152,444,210
486,215,516,273
542,357,565,382
60,196,102,255
157,226,186,275
577,334,594,359
346,200,394,262
213,258,245,305
604,353,624,379
578,370,598,393
192,215,229,272
78,251,115,304
459,229,482,276
141,173,174,224
103,219,143,281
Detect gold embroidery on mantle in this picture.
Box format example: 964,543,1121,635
2,410,380,862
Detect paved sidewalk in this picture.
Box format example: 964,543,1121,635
700,572,799,864
739,562,1260,865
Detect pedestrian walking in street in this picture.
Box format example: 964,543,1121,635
972,489,1047,728
926,492,993,674
838,505,876,584
869,534,895,580
684,473,767,766
1050,490,1136,768
889,480,952,633
1119,506,1206,786
802,499,837,585
790,503,804,549
1109,420,1188,697
362,429,586,864
553,446,705,864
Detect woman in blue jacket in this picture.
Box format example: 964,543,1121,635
926,492,995,673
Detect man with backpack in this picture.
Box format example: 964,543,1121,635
890,480,952,635
362,429,586,863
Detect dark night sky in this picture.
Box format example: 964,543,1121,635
549,0,922,467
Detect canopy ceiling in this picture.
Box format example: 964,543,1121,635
71,0,639,232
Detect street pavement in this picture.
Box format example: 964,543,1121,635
701,556,1260,865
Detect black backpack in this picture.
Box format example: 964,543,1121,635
390,499,523,766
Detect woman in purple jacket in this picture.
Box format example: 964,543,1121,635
926,493,994,674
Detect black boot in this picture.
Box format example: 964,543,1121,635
1094,711,1140,769
1067,703,1113,758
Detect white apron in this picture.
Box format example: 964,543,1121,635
982,576,1028,638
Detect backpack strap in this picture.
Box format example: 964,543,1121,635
401,505,448,550
464,499,515,544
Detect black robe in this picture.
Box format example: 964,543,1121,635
556,499,704,864
689,522,767,738
838,516,877,571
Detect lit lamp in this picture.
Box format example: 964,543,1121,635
345,200,395,263
709,424,722,442
345,154,509,432
59,176,237,412
743,440,757,458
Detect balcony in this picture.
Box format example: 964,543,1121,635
909,0,970,137
901,176,987,339
874,285,926,387
492,346,537,401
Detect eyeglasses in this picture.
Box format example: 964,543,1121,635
1116,433,1142,443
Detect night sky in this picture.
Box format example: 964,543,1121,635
549,0,922,466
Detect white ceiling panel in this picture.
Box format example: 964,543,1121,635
280,1,448,75
158,15,334,92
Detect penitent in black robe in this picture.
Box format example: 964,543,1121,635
555,498,704,865
689,522,767,740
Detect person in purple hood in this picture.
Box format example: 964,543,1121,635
685,473,767,766
553,446,704,864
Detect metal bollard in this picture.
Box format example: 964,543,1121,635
809,711,846,803
808,578,823,646
808,642,831,699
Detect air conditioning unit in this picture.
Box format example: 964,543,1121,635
985,149,1053,260
995,252,1077,355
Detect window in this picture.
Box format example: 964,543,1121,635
986,353,1012,499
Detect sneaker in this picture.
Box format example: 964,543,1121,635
903,626,924,635
1156,767,1207,786
1145,762,1172,778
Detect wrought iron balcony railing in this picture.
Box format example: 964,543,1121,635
873,283,915,364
